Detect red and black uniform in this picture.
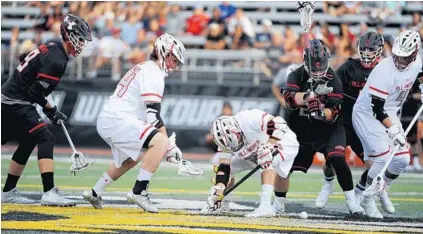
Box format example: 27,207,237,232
337,57,373,161
2,41,68,144
284,65,355,192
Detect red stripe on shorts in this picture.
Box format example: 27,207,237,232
369,147,390,157
28,123,46,133
139,125,153,140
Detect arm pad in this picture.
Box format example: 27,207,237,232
28,81,48,107
323,104,341,124
146,103,164,128
371,95,389,122
283,91,299,110
215,163,231,186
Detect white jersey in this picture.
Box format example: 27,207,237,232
354,56,422,119
100,61,166,120
218,109,299,161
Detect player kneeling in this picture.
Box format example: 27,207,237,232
203,109,299,217
82,34,187,213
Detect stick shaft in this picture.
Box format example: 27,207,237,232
223,165,261,196
60,121,77,152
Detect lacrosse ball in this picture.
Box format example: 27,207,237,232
299,211,308,219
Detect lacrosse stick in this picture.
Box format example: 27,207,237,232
364,104,423,196
167,132,203,176
298,1,316,116
46,96,93,175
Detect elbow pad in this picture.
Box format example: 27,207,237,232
324,105,341,124
146,103,164,128
371,95,389,122
28,81,48,106
214,163,231,186
283,91,299,110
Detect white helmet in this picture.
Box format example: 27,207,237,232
392,30,421,71
211,116,244,153
154,33,185,75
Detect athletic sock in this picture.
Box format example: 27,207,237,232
3,174,20,192
93,172,114,197
325,176,335,182
41,172,54,193
132,169,154,195
260,184,274,205
344,190,356,200
274,191,287,198
137,168,153,181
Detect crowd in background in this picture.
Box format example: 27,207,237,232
4,1,423,79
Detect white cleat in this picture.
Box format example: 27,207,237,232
82,189,103,209
378,189,395,214
127,190,158,213
273,197,285,215
346,196,364,215
1,188,36,204
245,202,275,217
315,180,333,208
220,196,231,213
360,195,383,219
41,187,78,207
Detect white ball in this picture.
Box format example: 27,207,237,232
299,211,308,219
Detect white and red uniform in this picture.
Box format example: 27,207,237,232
97,61,166,167
216,109,299,178
352,56,422,160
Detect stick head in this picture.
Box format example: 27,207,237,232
70,151,94,175
178,160,203,176
298,1,315,30
363,175,385,196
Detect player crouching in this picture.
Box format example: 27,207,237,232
82,34,186,213
202,109,299,217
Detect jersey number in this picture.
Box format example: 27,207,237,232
116,66,140,97
396,90,409,107
17,49,40,72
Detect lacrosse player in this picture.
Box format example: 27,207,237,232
82,33,191,213
1,14,92,206
282,39,364,215
316,31,396,213
204,108,299,217
352,30,422,218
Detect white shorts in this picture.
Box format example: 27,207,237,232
230,145,299,178
97,116,157,168
352,110,408,161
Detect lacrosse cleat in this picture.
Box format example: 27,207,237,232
127,190,158,213
41,187,78,207
378,189,395,214
82,189,103,209
220,194,231,213
346,196,365,215
2,188,36,204
360,195,383,219
245,192,275,217
315,180,333,208
273,197,285,215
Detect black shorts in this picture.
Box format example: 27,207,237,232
401,119,418,144
291,123,346,173
1,103,46,144
345,124,364,162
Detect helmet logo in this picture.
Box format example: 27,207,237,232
366,40,370,46
315,62,320,68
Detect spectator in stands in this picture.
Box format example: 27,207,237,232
254,19,273,50
45,21,62,44
282,26,298,54
205,23,226,50
146,18,164,41
337,23,356,59
408,12,423,32
121,14,143,48
317,23,337,53
358,22,369,36
230,24,251,50
34,3,54,31
51,4,64,24
88,28,130,81
228,9,255,46
185,6,209,36
165,5,185,36
279,34,303,65
218,1,237,21
323,1,361,17
208,7,226,35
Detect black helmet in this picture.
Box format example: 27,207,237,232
358,31,384,68
61,14,92,56
303,39,331,83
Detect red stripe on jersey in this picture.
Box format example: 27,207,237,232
286,84,300,90
395,151,409,156
327,93,343,98
369,86,388,95
28,123,46,133
261,113,268,131
38,73,60,81
141,93,163,99
369,147,390,157
140,125,153,140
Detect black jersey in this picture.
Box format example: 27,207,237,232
336,58,373,125
284,65,343,142
1,41,68,107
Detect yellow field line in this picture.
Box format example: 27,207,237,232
1,204,395,234
11,184,423,202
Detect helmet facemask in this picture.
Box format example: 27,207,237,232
359,46,382,68
164,52,183,74
68,31,89,56
392,46,419,71
305,60,330,84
